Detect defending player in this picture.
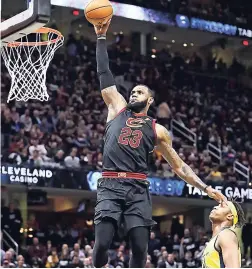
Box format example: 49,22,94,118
92,20,227,268
202,201,246,268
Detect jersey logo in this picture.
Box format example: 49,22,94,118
118,172,127,178
126,118,146,128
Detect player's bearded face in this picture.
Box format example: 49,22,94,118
127,98,148,113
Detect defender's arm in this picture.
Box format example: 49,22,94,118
217,230,240,268
155,124,227,202
95,22,127,122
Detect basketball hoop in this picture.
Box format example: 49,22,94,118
1,27,64,103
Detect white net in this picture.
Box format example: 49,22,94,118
1,28,64,103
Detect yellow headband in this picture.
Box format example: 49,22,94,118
227,201,238,226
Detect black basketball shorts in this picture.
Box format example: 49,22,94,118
94,178,156,233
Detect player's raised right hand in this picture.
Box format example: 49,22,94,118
94,19,111,36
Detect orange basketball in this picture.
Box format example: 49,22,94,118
85,0,113,26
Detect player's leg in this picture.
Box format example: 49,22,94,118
92,219,116,268
128,226,149,267
93,178,124,267
123,180,156,268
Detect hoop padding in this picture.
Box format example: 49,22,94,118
1,27,64,103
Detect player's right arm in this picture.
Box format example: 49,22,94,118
217,229,240,268
155,123,227,203
95,21,127,122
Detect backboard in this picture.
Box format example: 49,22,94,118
1,0,51,45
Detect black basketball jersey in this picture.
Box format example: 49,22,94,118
102,107,157,175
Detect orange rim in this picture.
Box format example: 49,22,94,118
7,27,64,48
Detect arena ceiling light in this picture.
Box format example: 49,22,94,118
72,9,80,16
242,40,249,46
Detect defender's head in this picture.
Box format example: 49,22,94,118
209,201,246,228
127,85,154,113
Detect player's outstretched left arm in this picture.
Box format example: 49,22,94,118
95,21,127,122
155,124,227,203
217,229,240,268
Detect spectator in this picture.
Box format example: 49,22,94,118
1,248,5,264
30,257,42,268
2,258,15,268
28,149,44,166
27,213,39,231
45,248,59,268
16,255,29,268
64,148,80,168
83,257,92,268
29,138,47,159
171,217,184,239
157,250,168,267
20,109,32,133
146,255,155,268
2,250,15,268
242,217,252,260
46,241,52,256
156,102,171,128
7,151,22,165
8,202,23,245
1,201,9,231
84,245,92,257
53,150,65,165
206,167,223,183
180,237,196,268
181,229,196,254
59,246,70,268
27,237,47,263
69,255,84,268
40,116,52,133
158,253,178,268
70,243,85,260
32,110,41,125
149,232,161,256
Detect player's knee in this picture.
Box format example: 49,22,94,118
131,241,148,258
94,238,110,252
93,240,110,268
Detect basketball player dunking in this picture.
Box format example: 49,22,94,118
92,21,227,268
202,201,246,268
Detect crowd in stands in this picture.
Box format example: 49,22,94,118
1,2,252,269
1,32,251,186
1,205,252,268
116,0,252,27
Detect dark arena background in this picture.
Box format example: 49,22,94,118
1,0,252,267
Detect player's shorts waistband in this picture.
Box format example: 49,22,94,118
102,171,147,180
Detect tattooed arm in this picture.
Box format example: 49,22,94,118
155,124,227,202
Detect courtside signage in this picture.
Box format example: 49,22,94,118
1,165,53,184
148,177,252,201
87,171,252,202
1,167,251,202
